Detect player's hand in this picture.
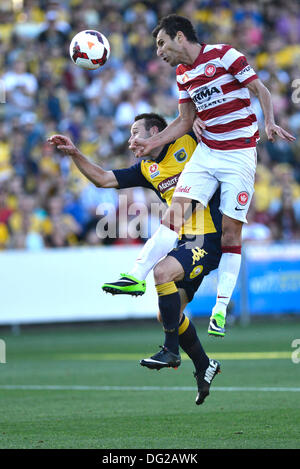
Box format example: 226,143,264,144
129,137,154,158
192,117,206,142
47,134,79,157
265,123,296,143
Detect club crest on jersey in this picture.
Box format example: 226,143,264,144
149,163,160,179
237,191,249,206
174,148,187,163
204,63,216,77
190,265,203,279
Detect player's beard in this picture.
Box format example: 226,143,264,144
167,53,181,67
131,130,151,158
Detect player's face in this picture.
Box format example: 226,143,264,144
128,119,150,156
156,29,182,66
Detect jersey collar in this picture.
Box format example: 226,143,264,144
185,43,206,70
155,141,175,164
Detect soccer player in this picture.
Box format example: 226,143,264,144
48,112,221,405
106,14,296,338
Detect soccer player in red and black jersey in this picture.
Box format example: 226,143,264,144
109,14,295,338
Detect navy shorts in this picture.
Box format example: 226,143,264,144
168,232,221,302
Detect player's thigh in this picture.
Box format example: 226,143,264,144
173,234,221,307
219,174,254,224
173,144,219,207
168,233,221,283
161,196,195,232
153,255,185,285
217,148,256,223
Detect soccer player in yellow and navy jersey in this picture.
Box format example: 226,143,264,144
48,113,221,405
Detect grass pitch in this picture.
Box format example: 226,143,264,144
0,317,300,449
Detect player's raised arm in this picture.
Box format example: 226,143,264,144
246,79,296,143
47,134,119,188
130,101,196,157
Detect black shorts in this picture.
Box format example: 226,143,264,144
168,233,221,303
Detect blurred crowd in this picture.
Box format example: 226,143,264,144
0,0,300,250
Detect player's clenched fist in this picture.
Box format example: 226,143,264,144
47,134,79,157
129,137,155,158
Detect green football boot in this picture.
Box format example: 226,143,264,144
102,273,146,297
208,310,226,337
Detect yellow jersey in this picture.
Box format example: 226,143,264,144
113,133,221,236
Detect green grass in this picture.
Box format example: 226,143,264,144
0,318,300,449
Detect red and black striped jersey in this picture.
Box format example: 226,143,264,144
176,44,259,151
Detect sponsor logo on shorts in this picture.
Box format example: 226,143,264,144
192,247,208,265
237,191,249,206
175,185,191,194
190,265,203,279
149,163,160,179
158,173,181,194
204,63,216,77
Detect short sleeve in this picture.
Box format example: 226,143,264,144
221,46,258,86
112,163,153,190
176,65,193,104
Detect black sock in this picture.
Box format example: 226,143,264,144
179,314,209,373
156,282,181,355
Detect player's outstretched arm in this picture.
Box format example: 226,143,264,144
246,79,296,143
130,101,196,157
47,134,118,188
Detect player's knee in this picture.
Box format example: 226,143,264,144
161,198,190,233
154,263,174,285
222,231,238,246
161,217,181,233
222,220,242,246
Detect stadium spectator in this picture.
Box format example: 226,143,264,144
0,0,299,250
38,10,69,48
242,197,273,244
45,194,82,247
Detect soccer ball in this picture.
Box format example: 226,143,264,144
69,30,110,70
